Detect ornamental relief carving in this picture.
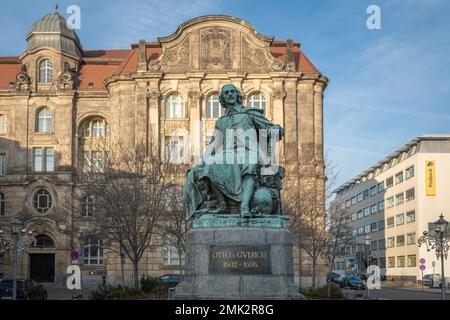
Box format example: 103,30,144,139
164,120,190,134
241,36,283,71
200,27,232,70
149,38,190,71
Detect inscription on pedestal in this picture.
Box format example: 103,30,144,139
209,245,271,275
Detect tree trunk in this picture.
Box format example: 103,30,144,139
312,258,316,288
133,261,139,289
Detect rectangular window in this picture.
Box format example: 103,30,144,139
364,225,370,234
351,196,356,205
379,239,386,249
406,188,415,201
371,240,378,250
33,148,43,171
378,220,385,230
345,199,351,208
371,204,378,214
396,193,404,205
340,202,345,210
396,213,404,226
387,217,394,228
0,114,6,134
388,257,395,268
405,166,414,179
396,235,405,247
352,229,357,237
162,246,185,266
0,154,6,175
395,171,404,184
357,193,363,202
34,147,55,172
46,148,54,172
351,212,357,221
364,207,370,217
406,211,416,223
82,152,91,173
379,257,386,269
165,136,185,164
83,239,104,265
363,189,369,199
407,255,416,267
407,232,416,245
371,222,378,232
387,237,395,248
386,177,394,189
386,197,394,208
397,256,405,268
378,182,385,192
358,226,364,235
378,200,385,211
357,210,363,219
370,186,377,196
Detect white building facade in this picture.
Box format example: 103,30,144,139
331,135,450,283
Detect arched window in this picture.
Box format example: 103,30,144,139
166,94,185,119
0,193,4,216
247,93,266,115
206,94,225,118
33,189,53,214
81,118,110,138
0,114,6,134
80,195,94,217
39,59,53,83
36,107,52,133
34,234,55,248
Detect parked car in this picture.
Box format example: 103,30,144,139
421,274,442,288
327,272,341,283
0,279,47,300
337,275,366,290
159,274,184,287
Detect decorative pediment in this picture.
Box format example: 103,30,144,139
148,15,284,72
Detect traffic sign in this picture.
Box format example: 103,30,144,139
70,250,80,260
419,265,426,271
419,258,426,264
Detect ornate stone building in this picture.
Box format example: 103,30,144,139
0,12,327,285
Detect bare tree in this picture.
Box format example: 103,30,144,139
78,137,177,288
157,185,191,275
286,156,345,288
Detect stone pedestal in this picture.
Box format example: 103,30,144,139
174,225,302,299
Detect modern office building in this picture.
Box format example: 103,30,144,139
0,10,328,285
331,135,450,283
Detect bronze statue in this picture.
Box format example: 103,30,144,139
184,84,284,221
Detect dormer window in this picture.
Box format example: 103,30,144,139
39,59,53,83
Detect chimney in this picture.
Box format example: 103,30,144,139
285,39,296,71
137,39,148,72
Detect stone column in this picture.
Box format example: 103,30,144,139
282,79,298,176
272,84,286,163
147,77,162,153
188,90,202,164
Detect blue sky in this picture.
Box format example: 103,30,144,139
1,0,449,188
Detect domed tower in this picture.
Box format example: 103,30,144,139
19,7,82,91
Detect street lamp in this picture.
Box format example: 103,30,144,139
0,217,36,300
363,234,371,299
418,213,449,301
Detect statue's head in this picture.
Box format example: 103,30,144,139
219,84,243,108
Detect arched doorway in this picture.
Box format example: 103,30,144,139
29,234,55,282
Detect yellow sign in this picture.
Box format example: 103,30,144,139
426,160,436,196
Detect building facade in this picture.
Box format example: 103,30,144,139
331,135,450,283
0,12,327,285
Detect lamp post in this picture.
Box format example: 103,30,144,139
418,213,449,301
0,218,36,300
363,234,371,299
